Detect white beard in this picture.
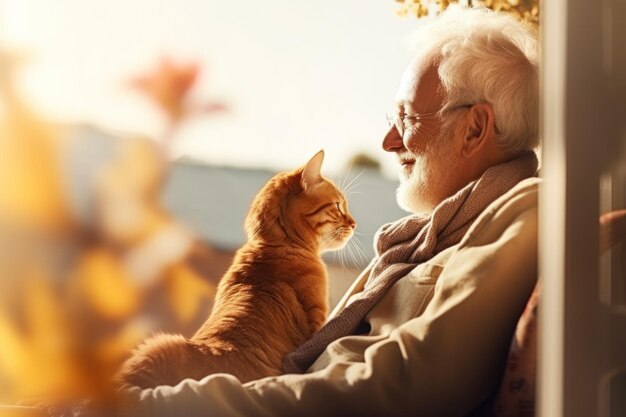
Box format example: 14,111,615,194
395,134,459,214
396,155,432,214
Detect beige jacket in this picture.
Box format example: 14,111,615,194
120,178,540,417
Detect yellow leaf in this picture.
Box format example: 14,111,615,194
166,264,216,324
0,312,28,401
73,249,142,319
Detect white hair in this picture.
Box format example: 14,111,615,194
410,6,540,154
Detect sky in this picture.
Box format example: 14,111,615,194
0,0,425,177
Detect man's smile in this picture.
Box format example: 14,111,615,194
399,156,415,167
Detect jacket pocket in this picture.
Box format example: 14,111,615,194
367,263,444,334
406,263,444,285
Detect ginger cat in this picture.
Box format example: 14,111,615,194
117,150,356,388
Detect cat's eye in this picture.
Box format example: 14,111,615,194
335,202,343,214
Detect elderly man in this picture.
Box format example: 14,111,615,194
51,6,541,417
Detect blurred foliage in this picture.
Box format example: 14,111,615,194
0,49,223,405
130,57,227,157
395,0,539,27
347,153,381,171
0,50,74,235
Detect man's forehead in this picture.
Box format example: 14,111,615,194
394,56,444,111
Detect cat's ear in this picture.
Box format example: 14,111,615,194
301,150,324,190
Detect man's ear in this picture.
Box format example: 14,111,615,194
301,150,324,190
461,103,497,158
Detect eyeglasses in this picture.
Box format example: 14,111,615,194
386,103,478,138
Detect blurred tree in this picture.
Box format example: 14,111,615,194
347,152,381,171
130,57,227,159
0,51,222,405
394,0,539,27
0,48,74,235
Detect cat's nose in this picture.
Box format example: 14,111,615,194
348,219,357,230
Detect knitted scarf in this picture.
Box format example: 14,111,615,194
282,151,538,373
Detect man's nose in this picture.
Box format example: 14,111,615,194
382,125,404,152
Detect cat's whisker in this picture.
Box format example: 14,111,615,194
340,162,354,193
321,229,341,245
350,239,366,267
343,168,366,195
341,244,351,266
346,242,359,267
332,230,354,270
344,167,366,190
354,240,367,258
341,246,349,272
338,247,344,270
352,238,368,266
320,229,337,240
344,183,363,203
346,191,364,196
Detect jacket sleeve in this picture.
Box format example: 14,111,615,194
117,184,539,417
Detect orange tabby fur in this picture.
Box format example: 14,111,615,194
117,150,356,388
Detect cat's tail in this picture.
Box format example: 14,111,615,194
116,333,206,389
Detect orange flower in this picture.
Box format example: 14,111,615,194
130,57,226,123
